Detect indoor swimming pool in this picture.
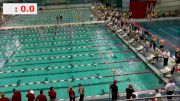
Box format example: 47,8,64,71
0,24,164,100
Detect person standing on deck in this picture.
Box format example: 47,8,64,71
110,80,119,101
126,84,135,99
165,80,176,100
26,90,35,101
163,50,170,66
12,89,21,101
150,36,157,51
48,87,57,101
159,39,165,51
0,93,9,101
153,49,159,62
36,90,47,101
68,86,75,101
78,84,84,101
171,66,176,75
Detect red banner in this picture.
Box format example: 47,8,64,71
130,0,157,19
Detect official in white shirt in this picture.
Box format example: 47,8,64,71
165,80,176,100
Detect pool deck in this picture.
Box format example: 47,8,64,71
130,16,180,23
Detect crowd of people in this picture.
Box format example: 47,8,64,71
0,84,84,101
92,3,179,101
0,79,177,101
156,10,180,18
109,80,176,101
92,3,180,74
146,10,180,21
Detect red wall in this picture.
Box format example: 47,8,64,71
130,0,156,19
130,1,147,18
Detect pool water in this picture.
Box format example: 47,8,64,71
0,8,164,100
139,19,180,49
0,24,164,100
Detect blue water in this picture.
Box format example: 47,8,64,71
139,19,180,48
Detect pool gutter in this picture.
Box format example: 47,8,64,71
129,17,180,23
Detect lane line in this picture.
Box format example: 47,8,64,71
14,44,125,56
8,50,132,63
22,43,124,50
0,71,151,88
1,59,141,75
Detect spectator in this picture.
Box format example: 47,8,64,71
48,87,57,101
159,39,165,51
165,80,176,100
26,90,35,101
171,66,176,75
144,39,149,52
110,80,118,101
153,49,159,62
150,38,156,51
0,93,9,101
36,89,47,101
154,89,162,101
68,86,75,101
12,89,21,101
78,84,84,101
126,84,135,99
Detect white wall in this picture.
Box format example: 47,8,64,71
155,0,180,13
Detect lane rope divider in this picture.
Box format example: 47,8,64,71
8,50,132,63
15,43,125,53
0,71,151,88
1,59,141,74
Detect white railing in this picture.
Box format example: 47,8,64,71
125,94,180,101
